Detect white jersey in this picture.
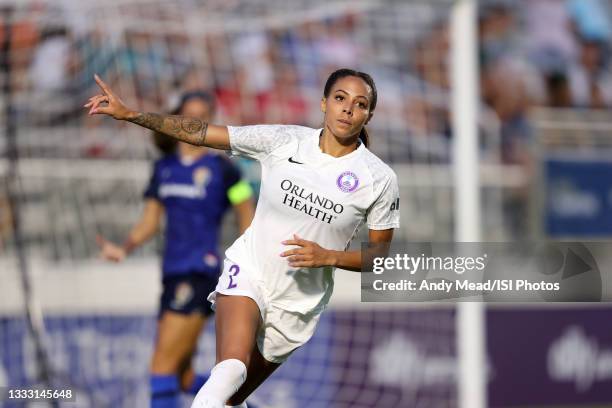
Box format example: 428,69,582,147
225,125,400,314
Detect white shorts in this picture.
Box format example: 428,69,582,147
208,258,322,363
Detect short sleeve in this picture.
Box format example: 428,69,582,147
227,124,293,161
367,173,400,230
143,162,160,200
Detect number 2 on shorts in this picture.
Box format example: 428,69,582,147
227,264,240,289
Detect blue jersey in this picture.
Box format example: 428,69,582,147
144,152,242,278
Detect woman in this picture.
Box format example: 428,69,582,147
95,90,255,408
86,68,399,408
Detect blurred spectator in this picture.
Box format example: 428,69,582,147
282,21,325,88
0,5,39,92
25,22,88,126
478,2,534,237
29,25,71,93
413,21,450,90
524,0,577,75
123,31,171,108
73,28,113,90
566,37,612,108
404,21,453,163
232,32,274,94
479,2,546,164
258,64,308,125
541,0,612,108
480,1,520,69
215,67,259,124
315,15,360,79
482,58,538,163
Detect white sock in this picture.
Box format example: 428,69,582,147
191,359,247,408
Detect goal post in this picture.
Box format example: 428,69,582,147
451,1,487,408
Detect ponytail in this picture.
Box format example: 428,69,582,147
359,127,370,148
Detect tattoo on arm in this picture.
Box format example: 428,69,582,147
166,116,181,134
130,112,163,130
129,113,209,146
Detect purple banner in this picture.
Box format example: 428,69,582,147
488,307,612,407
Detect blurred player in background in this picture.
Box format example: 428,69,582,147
96,90,255,408
86,68,399,408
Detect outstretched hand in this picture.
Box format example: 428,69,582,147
84,74,134,120
96,234,127,263
280,234,335,268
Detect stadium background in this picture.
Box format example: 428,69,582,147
1,0,612,406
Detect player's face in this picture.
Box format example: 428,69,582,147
181,99,213,121
321,76,373,142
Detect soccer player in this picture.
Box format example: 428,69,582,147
95,90,255,408
86,68,400,408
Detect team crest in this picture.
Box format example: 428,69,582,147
193,167,211,188
337,171,359,193
171,282,194,309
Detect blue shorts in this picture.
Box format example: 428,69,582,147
159,273,218,317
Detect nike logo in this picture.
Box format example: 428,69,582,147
288,157,304,164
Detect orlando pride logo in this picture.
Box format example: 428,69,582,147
337,171,359,193
280,179,344,224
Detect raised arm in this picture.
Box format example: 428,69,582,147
84,75,230,150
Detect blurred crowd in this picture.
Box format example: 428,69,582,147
0,2,363,128
407,0,612,165
483,0,612,162
1,0,611,163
